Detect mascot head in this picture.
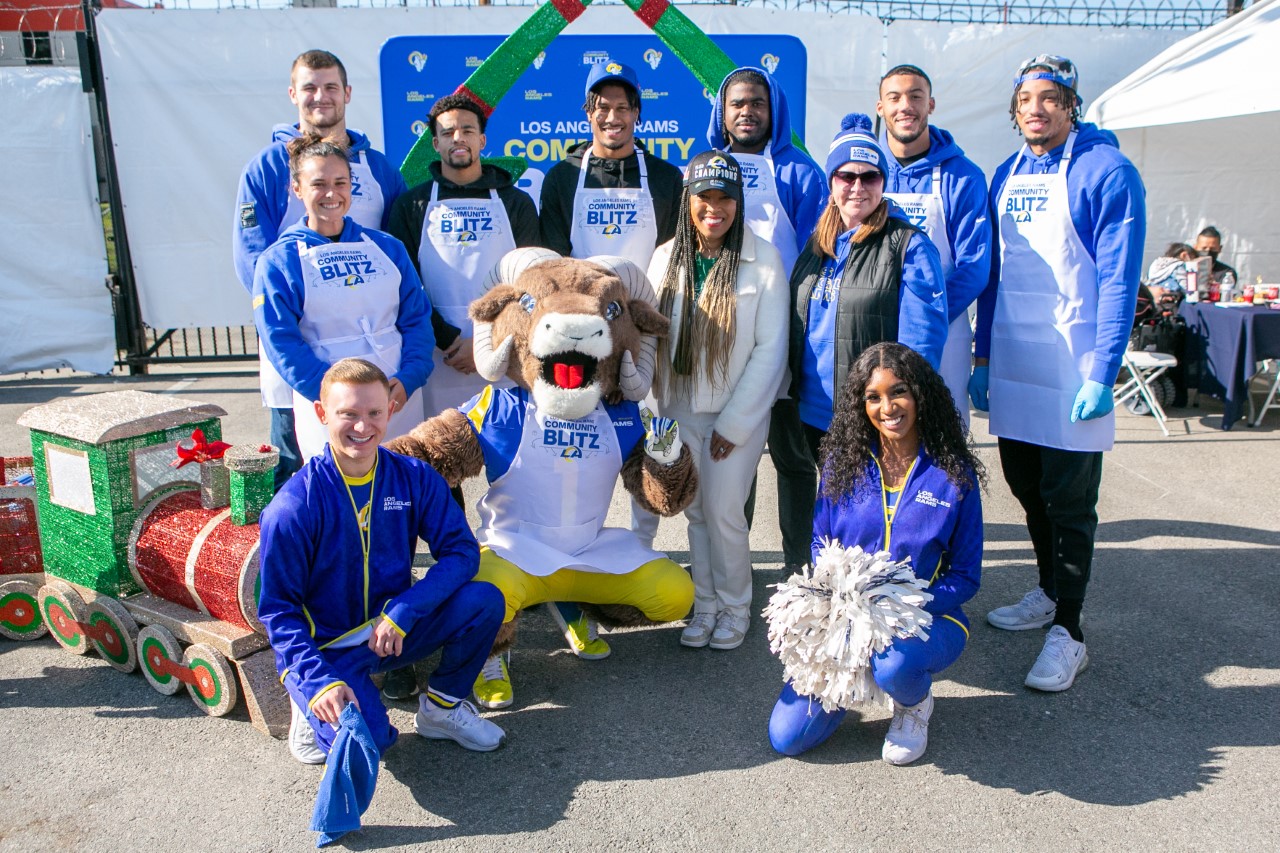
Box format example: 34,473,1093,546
470,249,668,420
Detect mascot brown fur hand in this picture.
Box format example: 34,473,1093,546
387,249,698,676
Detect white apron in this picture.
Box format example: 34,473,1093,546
289,233,426,460
477,397,662,577
990,132,1113,451
261,151,387,408
735,144,801,277
417,183,516,416
885,164,973,426
568,144,659,270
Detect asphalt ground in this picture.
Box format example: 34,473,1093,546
1,365,1278,851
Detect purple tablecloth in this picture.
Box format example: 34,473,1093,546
1179,303,1280,429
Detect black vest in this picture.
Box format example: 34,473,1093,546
788,218,918,415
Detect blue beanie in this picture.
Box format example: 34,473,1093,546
825,113,887,179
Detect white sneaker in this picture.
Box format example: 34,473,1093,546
882,691,934,766
709,612,749,651
288,699,326,765
987,588,1056,631
1025,625,1089,692
680,613,717,648
415,697,507,752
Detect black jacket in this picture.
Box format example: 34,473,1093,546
388,161,541,348
539,140,684,257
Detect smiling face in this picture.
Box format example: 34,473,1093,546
723,81,771,154
877,73,934,147
831,165,884,231
1014,77,1075,154
293,154,351,237
289,65,350,136
588,84,638,155
863,366,919,449
316,379,389,477
689,189,738,255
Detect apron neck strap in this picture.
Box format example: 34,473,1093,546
577,144,647,187
931,164,942,197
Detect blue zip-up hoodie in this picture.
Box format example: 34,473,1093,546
706,67,829,264
252,217,434,403
812,447,982,629
974,122,1146,386
258,445,480,708
233,124,408,292
882,126,991,323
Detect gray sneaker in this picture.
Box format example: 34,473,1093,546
680,613,716,648
987,588,1056,631
709,612,749,651
1024,625,1089,692
415,697,507,752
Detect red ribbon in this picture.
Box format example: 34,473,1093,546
171,429,232,468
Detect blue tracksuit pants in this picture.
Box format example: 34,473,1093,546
768,615,967,756
284,580,503,755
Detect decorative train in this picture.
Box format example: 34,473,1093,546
0,391,289,737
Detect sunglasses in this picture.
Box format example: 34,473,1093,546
832,169,884,188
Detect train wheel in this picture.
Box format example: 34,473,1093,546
38,580,89,655
84,597,139,673
0,579,47,641
183,643,238,717
137,625,183,695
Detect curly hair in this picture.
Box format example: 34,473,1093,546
819,342,985,502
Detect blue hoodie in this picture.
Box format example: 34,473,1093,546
252,216,434,403
974,122,1146,387
706,67,829,268
233,124,408,292
882,126,991,323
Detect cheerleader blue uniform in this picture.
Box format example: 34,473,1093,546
769,448,982,756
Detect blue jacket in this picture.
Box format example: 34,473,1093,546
974,122,1146,386
258,445,480,708
882,126,992,323
252,217,434,403
233,124,408,292
812,448,981,628
706,67,829,258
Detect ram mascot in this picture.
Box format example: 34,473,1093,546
388,249,697,709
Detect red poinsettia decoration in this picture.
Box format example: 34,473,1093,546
171,429,233,468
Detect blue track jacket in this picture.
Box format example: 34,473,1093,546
974,122,1146,386
813,448,982,628
252,217,434,403
706,66,829,257
882,126,992,323
258,445,480,708
233,124,408,292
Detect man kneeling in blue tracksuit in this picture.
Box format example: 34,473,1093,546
259,357,507,765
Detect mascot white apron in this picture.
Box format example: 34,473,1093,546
990,132,1113,451
569,144,659,270
417,184,516,416
260,151,387,408
477,398,662,577
885,164,973,426
735,144,801,277
290,233,426,459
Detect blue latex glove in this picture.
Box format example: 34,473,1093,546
1071,379,1115,422
968,366,990,412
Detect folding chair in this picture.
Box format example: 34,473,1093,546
1248,359,1280,427
1115,350,1177,436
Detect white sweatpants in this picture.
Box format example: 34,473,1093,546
665,405,769,618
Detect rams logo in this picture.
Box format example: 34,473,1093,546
605,62,623,74
408,51,427,73
411,120,428,138
561,446,583,459
707,155,728,169
343,274,364,288
603,223,622,236
533,51,546,70
643,48,662,70
761,53,780,74
457,231,477,243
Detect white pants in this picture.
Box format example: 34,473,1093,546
666,406,769,618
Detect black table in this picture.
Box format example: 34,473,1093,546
1179,302,1280,429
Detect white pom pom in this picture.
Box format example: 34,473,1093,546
762,539,933,712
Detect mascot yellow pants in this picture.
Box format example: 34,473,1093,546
476,548,694,624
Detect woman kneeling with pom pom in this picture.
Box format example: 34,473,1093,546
766,342,984,765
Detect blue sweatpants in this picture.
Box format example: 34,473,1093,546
270,407,303,492
285,580,504,755
768,615,968,757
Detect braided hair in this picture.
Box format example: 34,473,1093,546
654,186,747,398
819,342,985,502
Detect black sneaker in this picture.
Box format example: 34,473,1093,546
381,665,420,701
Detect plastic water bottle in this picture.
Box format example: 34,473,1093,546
1221,270,1237,302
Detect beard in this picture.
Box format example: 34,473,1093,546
446,149,476,169
728,122,769,150
886,120,926,147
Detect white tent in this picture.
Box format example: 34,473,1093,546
1088,0,1280,283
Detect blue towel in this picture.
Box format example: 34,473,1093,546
310,702,380,847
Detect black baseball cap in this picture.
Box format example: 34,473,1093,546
685,150,742,200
